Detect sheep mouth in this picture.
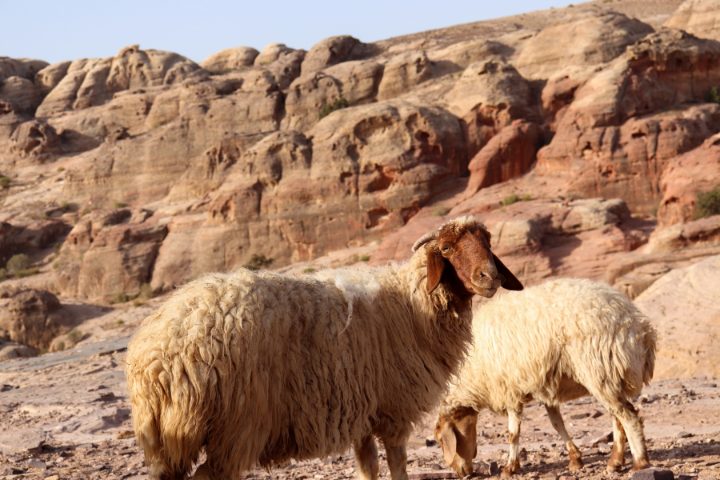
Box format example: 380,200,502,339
470,279,501,297
475,286,498,298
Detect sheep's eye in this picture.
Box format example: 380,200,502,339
440,244,452,254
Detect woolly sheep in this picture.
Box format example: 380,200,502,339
435,278,656,478
126,216,523,480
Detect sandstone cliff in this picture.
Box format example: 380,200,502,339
0,0,717,316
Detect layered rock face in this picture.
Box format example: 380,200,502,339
0,0,718,305
536,29,720,213
665,0,720,41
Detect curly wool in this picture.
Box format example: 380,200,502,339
126,243,474,478
442,278,656,415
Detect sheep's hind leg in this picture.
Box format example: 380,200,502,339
607,416,627,473
593,394,649,471
354,435,379,480
383,435,410,480
545,405,583,471
616,400,650,470
501,409,522,478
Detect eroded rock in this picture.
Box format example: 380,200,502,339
0,288,67,350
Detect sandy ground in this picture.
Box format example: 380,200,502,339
0,336,717,480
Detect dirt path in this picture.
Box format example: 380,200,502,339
0,339,717,479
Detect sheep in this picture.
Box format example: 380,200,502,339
125,216,524,480
434,278,656,478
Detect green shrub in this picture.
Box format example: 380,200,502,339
66,329,84,346
319,97,350,119
6,254,31,274
358,254,371,262
137,282,154,300
707,87,720,104
500,193,532,207
303,267,317,274
433,206,451,217
110,292,133,304
695,187,720,219
14,267,40,278
0,175,10,189
244,254,273,271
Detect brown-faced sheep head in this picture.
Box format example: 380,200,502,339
434,407,479,478
412,216,523,298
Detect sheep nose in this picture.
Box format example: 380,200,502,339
473,264,498,283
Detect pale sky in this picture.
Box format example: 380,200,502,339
2,0,575,64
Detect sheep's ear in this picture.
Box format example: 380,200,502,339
493,254,523,291
426,249,445,294
439,423,458,466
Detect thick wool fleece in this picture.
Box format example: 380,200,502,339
443,278,656,415
126,246,472,478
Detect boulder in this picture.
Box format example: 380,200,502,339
10,119,61,161
0,288,67,350
0,338,37,361
645,215,720,253
635,255,720,379
0,57,48,82
282,73,343,131
35,61,71,93
377,51,433,100
201,46,259,73
465,120,541,195
0,76,44,113
300,35,372,76
254,43,305,89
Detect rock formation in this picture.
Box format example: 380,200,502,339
0,0,716,310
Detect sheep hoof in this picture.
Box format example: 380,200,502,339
631,458,651,471
606,461,623,474
500,463,519,478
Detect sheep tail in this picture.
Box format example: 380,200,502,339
641,320,657,386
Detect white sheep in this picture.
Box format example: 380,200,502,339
125,216,523,480
435,278,656,478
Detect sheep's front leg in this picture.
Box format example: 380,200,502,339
545,405,583,471
502,409,522,478
383,436,410,480
354,435,379,480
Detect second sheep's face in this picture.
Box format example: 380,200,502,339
435,407,478,478
417,216,524,298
